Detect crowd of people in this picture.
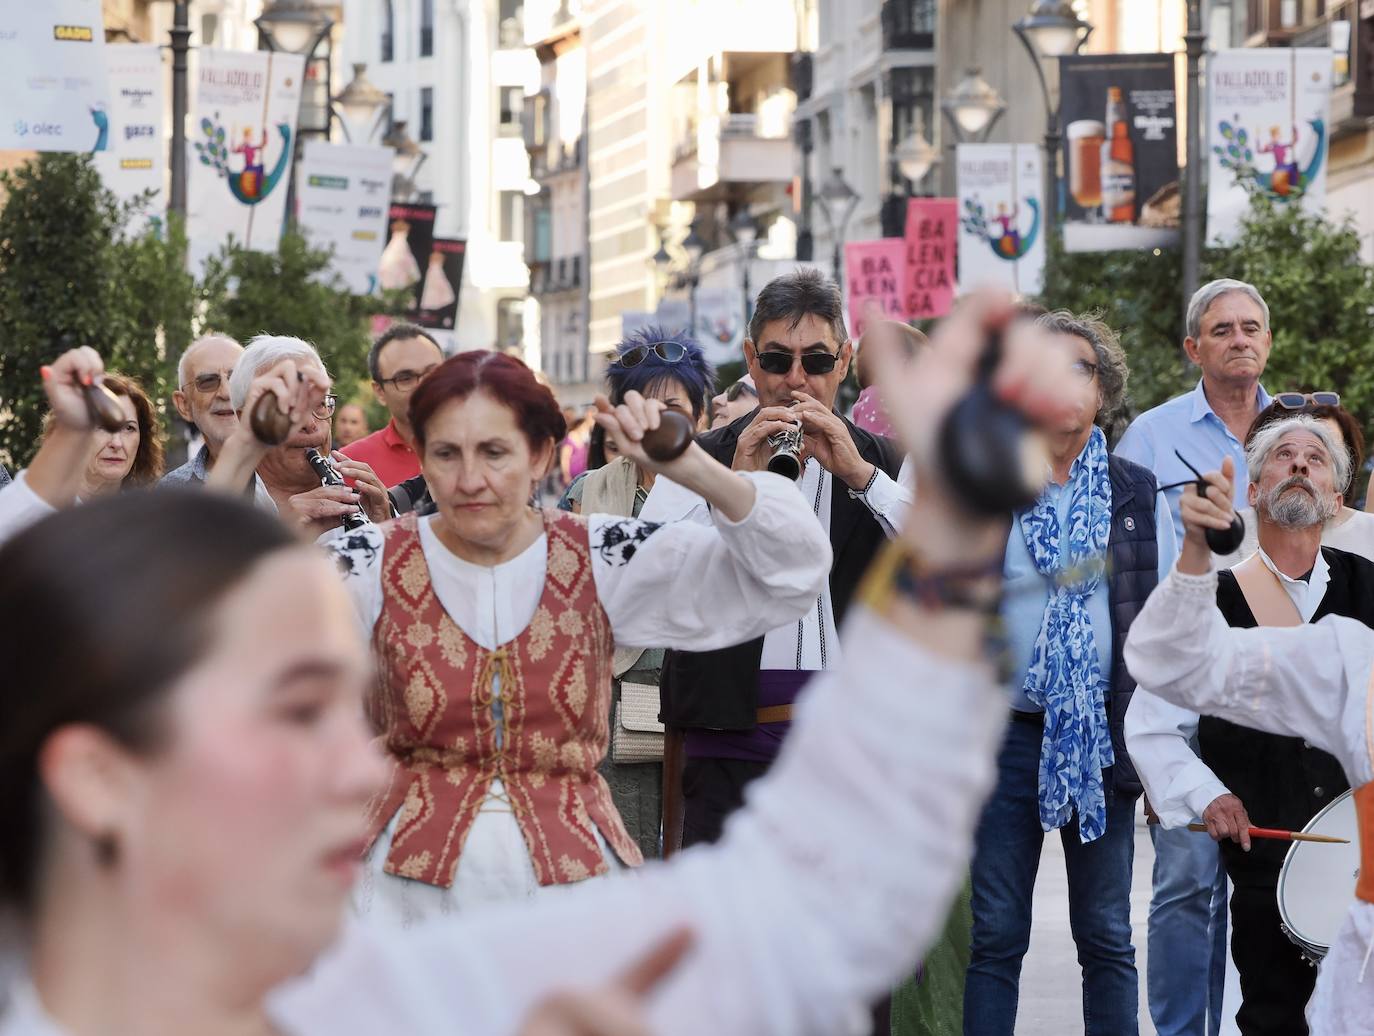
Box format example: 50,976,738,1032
0,268,1370,1036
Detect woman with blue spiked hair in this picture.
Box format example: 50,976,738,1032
561,326,714,859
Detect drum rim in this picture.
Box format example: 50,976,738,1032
1276,787,1356,955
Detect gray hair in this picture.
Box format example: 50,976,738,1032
229,334,330,411
1186,278,1270,342
747,267,849,347
1035,310,1129,424
1245,414,1351,494
176,333,242,388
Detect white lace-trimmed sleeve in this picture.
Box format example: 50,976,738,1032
1125,565,1374,784
585,471,832,651
271,607,1007,1035
319,524,387,638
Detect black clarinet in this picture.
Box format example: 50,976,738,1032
305,448,372,532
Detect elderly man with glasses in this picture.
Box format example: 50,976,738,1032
162,334,271,507
339,322,446,488
214,335,392,539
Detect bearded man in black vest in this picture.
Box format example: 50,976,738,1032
1129,413,1369,1035
640,268,911,849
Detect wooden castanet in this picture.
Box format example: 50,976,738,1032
640,410,694,462
249,392,293,445
83,379,127,433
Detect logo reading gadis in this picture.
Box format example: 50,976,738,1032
1213,115,1326,199
194,112,294,205
960,195,1041,261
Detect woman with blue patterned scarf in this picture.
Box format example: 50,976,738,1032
963,312,1178,1036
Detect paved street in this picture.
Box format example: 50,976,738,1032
1016,812,1160,1035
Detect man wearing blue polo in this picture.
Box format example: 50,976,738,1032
1115,278,1274,1036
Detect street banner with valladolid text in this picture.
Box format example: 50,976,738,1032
0,1,111,153
187,48,304,270
295,140,393,295
1207,48,1331,244
94,43,164,229
956,144,1045,295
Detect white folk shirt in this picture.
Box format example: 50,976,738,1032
1125,547,1331,828
639,456,912,671
1125,566,1374,1036
0,608,1008,1036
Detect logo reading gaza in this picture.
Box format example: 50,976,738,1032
53,25,94,42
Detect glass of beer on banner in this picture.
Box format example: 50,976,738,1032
1068,120,1105,221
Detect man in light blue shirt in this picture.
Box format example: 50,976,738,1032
1115,278,1274,1036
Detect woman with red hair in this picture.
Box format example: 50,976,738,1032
259,349,830,922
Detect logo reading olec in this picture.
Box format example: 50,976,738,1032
53,25,94,42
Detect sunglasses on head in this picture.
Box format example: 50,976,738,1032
725,381,757,403
753,347,841,376
616,341,686,368
1275,391,1340,410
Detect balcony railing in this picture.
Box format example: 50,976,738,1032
881,0,935,51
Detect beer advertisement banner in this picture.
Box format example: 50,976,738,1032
1058,53,1180,253
295,140,392,296
1207,48,1331,244
93,44,164,229
380,202,437,319
416,238,467,330
902,198,957,319
187,48,305,270
0,1,111,153
956,144,1045,296
844,239,909,337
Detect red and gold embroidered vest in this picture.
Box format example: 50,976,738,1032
1356,783,1373,904
363,510,643,888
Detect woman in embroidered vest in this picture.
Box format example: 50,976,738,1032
324,349,830,922
559,327,715,860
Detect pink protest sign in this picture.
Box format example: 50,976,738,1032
903,198,957,319
845,238,909,337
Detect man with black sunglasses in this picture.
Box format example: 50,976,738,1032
642,268,912,855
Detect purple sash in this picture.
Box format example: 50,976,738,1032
684,670,814,764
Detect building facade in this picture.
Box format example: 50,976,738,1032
341,0,538,353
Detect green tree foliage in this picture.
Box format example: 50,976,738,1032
1041,195,1374,439
0,154,401,469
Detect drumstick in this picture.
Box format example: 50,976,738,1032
1182,822,1349,844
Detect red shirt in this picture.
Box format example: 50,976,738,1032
339,419,421,488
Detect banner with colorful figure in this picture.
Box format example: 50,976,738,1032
93,43,164,230
956,144,1045,295
0,1,111,153
295,140,393,296
1207,48,1331,244
844,239,909,337
187,48,304,269
902,198,957,319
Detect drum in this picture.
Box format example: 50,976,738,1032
1276,789,1361,962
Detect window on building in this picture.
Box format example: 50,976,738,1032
496,298,524,349
420,0,434,57
420,87,434,142
499,86,524,136
499,190,524,242
381,0,394,62
200,13,219,47
498,0,523,48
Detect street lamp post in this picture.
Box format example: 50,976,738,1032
168,0,191,217
941,68,1007,145
1181,0,1206,325
728,209,759,332
816,167,859,284
1011,0,1093,235
681,224,706,338
332,63,391,145
382,120,427,202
